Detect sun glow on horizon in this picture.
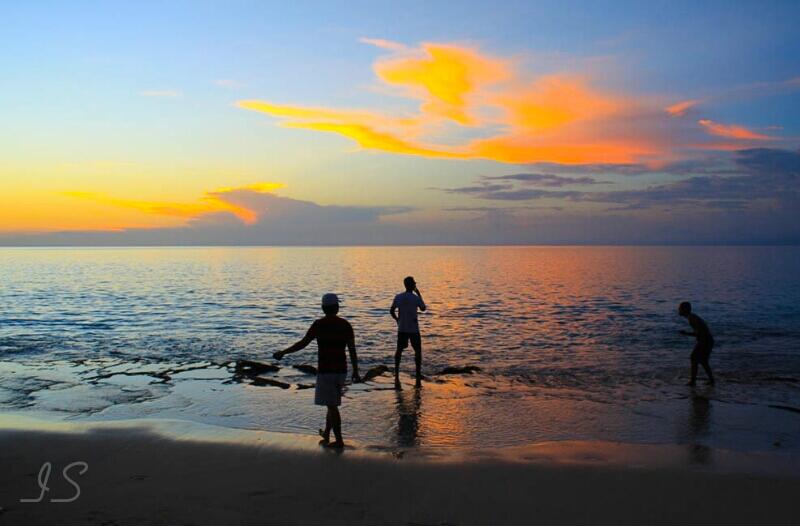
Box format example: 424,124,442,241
59,184,288,227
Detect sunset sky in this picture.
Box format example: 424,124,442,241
2,0,799,244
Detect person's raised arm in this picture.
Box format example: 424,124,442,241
680,316,698,337
347,338,361,383
414,287,427,311
274,325,315,360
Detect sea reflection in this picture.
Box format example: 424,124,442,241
686,391,713,465
395,388,421,448
1,246,799,453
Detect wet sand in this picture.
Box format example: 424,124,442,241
1,418,798,525
4,357,799,457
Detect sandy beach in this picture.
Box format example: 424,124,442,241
1,417,798,526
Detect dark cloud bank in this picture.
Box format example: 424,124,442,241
2,149,799,246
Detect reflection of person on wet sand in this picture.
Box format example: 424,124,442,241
686,392,713,465
679,302,715,386
274,293,361,449
390,276,426,389
395,388,421,448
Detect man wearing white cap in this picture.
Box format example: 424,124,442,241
274,293,361,448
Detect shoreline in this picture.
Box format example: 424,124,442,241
2,412,799,477
1,414,798,525
3,356,798,460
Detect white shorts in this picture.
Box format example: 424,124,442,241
314,373,347,406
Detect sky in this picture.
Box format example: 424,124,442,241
1,0,799,245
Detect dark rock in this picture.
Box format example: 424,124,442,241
88,369,174,384
436,365,481,375
362,365,390,382
250,377,291,389
234,360,280,376
294,364,318,375
296,383,315,390
170,362,217,374
151,372,171,383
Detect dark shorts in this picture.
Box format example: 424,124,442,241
314,373,346,406
397,331,422,351
691,341,714,363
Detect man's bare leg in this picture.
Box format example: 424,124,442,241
394,348,403,390
324,406,344,448
413,344,422,388
319,410,332,445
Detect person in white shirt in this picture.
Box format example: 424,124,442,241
390,276,427,389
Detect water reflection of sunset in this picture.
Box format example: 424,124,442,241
1,246,798,454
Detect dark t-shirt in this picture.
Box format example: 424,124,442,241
689,313,714,346
305,316,354,374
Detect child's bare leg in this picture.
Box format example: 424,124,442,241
688,357,698,386
701,361,715,385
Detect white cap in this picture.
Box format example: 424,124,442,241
321,293,339,306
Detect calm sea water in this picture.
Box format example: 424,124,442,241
1,246,799,455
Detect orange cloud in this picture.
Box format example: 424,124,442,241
372,43,511,125
63,183,285,225
213,182,285,194
238,98,466,158
238,100,377,123
666,99,701,116
470,136,654,165
238,40,783,165
283,122,468,159
497,75,621,131
236,100,421,132
698,119,772,140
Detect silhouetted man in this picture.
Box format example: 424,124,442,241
679,301,715,386
390,276,426,389
274,293,361,448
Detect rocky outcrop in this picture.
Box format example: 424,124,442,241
293,364,318,375
362,365,390,382
250,377,291,389
435,365,481,375
233,360,280,376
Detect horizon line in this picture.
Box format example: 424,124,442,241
0,243,798,249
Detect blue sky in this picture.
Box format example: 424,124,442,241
1,0,799,243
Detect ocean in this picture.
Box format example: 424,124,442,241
1,246,799,456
